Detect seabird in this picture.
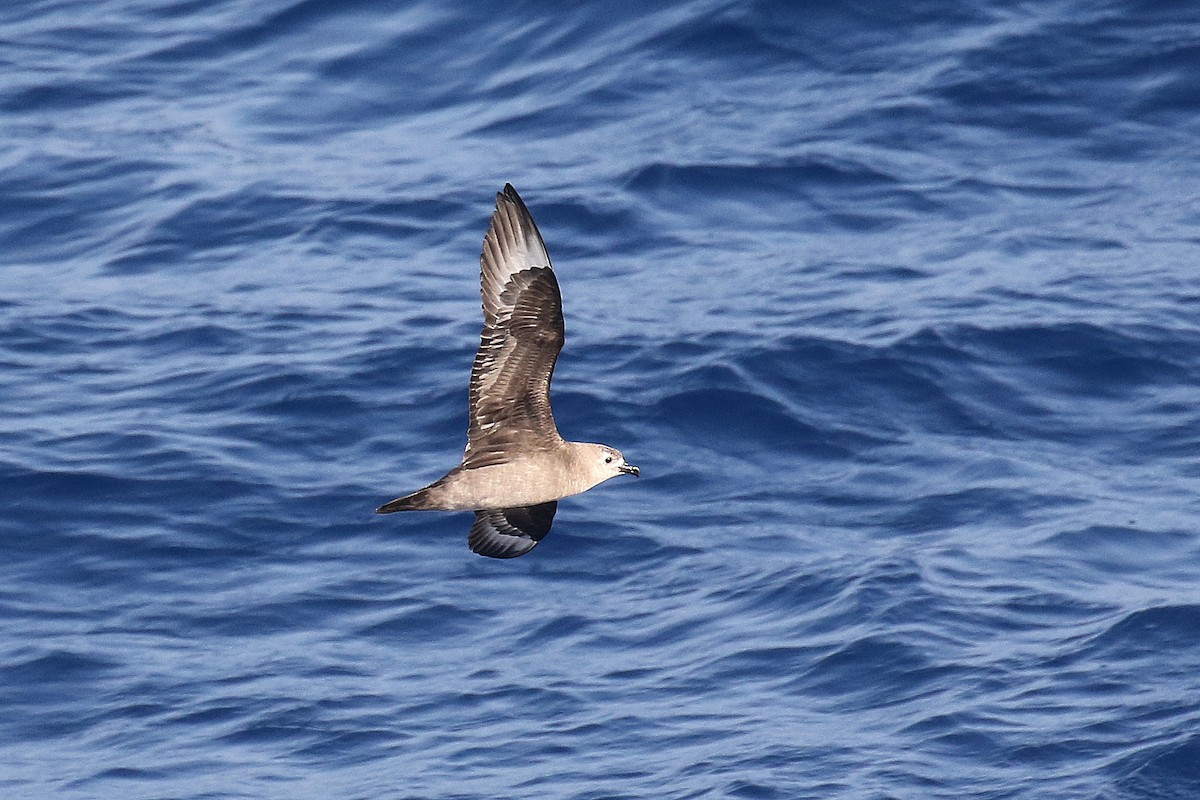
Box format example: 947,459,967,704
376,184,639,558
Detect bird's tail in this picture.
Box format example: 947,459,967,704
375,488,435,514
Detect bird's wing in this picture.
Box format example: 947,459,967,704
464,184,565,469
468,502,558,558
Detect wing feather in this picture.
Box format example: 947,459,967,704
467,502,558,558
464,185,565,469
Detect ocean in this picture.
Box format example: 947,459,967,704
2,1,1199,797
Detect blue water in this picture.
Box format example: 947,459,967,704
3,0,1200,797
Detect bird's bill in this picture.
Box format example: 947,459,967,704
620,463,640,477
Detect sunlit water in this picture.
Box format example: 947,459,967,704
3,1,1200,798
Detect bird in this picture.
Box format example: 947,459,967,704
376,184,639,558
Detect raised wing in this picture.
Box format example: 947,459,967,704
468,502,558,558
464,185,565,469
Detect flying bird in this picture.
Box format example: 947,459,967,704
376,184,638,558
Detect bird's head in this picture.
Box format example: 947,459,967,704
576,443,640,487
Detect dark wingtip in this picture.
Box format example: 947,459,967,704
470,538,539,559
500,183,529,212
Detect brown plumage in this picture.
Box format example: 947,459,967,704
376,185,638,558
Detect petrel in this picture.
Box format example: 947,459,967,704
376,184,639,558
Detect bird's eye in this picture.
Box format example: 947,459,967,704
604,456,613,464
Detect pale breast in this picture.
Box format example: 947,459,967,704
435,455,581,510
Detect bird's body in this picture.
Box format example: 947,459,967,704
379,443,622,512
376,185,637,558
